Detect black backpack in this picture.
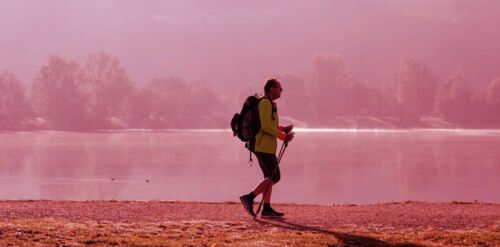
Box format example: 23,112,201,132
231,94,262,152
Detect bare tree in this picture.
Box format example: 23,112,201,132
126,88,154,128
188,81,225,128
278,73,313,122
435,75,473,125
395,58,439,123
84,52,133,128
350,83,398,117
0,71,32,129
310,52,353,120
143,77,191,127
485,77,500,125
30,55,89,130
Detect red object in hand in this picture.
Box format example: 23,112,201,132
278,132,286,141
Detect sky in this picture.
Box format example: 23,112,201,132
1,0,500,91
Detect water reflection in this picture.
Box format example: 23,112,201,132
0,130,499,204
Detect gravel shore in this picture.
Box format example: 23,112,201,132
1,200,498,230
0,200,498,246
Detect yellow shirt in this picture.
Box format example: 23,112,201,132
254,98,283,154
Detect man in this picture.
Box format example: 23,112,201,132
240,78,294,218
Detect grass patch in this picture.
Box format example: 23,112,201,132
0,219,497,246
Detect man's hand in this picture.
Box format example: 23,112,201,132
284,132,294,143
283,124,294,134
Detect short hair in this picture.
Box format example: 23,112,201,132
264,78,280,95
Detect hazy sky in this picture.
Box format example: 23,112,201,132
1,0,499,91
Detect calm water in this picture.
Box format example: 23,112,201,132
0,129,499,205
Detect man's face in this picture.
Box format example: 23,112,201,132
270,82,282,100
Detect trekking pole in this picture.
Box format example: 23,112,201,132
253,141,289,220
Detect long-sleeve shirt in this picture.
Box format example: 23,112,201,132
254,98,284,154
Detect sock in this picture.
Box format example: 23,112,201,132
264,203,272,211
247,192,256,201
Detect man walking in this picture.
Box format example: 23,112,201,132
240,78,294,218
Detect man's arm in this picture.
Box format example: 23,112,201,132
279,125,294,134
259,99,284,139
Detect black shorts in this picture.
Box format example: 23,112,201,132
254,152,281,183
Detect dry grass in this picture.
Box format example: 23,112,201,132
0,219,497,246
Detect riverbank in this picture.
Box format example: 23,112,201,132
0,200,498,246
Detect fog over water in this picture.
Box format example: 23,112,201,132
1,130,499,204
2,1,500,131
2,1,500,206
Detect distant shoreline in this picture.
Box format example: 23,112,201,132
2,127,500,133
4,116,500,132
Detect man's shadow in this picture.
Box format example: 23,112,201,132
254,218,423,247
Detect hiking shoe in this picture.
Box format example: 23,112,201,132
239,195,255,216
261,208,284,218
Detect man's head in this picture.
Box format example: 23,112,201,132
264,78,282,101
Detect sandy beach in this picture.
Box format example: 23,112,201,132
0,200,498,246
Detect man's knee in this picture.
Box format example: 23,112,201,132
271,173,280,184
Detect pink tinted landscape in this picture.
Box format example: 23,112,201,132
1,0,500,130
1,2,500,245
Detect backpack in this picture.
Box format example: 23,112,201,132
231,94,262,153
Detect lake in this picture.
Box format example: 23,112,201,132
0,129,499,205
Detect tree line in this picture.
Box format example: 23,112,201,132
273,52,500,128
1,52,499,130
0,53,226,130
